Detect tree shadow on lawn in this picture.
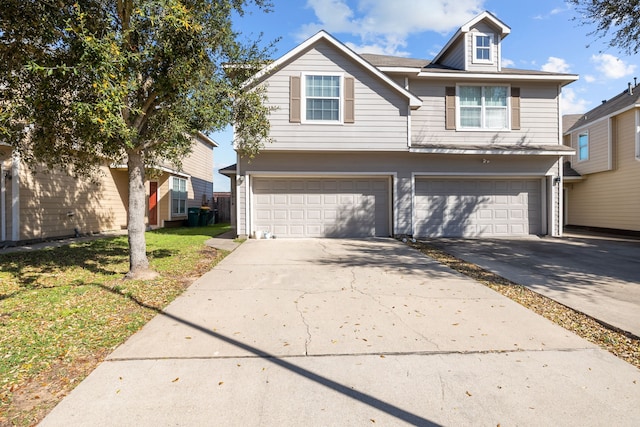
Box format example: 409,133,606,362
0,237,176,300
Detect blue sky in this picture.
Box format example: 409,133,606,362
211,0,639,192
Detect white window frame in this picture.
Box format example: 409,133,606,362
473,33,493,64
170,176,188,218
456,84,511,131
301,72,343,124
578,131,589,162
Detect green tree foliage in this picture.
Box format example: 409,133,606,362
568,0,640,54
0,0,274,277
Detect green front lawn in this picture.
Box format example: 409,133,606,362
0,224,232,425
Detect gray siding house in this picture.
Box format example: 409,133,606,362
223,11,577,239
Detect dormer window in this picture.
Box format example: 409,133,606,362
473,33,493,63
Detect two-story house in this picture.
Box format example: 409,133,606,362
0,133,217,244
222,11,577,239
563,82,640,233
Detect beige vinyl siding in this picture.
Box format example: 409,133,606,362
237,151,558,236
567,109,640,231
569,119,611,175
17,164,127,241
410,81,560,146
261,40,409,151
181,138,214,208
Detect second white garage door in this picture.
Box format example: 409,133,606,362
252,177,390,238
414,178,542,237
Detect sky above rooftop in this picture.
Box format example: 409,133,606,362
212,0,639,192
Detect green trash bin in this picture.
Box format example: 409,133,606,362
198,207,211,226
187,207,200,227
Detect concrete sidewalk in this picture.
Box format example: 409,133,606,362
39,239,640,426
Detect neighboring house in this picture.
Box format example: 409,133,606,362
222,11,577,239
563,83,640,232
0,133,217,244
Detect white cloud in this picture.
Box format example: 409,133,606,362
541,57,571,73
584,75,596,83
562,87,591,114
299,0,485,56
591,53,637,79
502,58,515,68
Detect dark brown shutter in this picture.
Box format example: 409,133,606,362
445,86,456,130
289,75,301,123
511,87,521,130
344,77,355,123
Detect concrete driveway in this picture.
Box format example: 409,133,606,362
41,238,640,426
425,232,640,338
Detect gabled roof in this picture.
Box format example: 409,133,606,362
432,11,510,65
566,84,640,133
243,31,423,109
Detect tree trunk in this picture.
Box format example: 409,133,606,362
125,149,157,279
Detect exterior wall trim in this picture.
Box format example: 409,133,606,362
409,148,573,156
416,72,578,85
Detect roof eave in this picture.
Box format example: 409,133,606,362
416,71,579,85
409,147,576,156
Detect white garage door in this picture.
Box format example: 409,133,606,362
414,178,542,237
252,177,390,238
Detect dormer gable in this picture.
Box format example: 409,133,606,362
432,11,510,72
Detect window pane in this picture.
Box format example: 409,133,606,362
306,99,339,121
485,87,507,106
306,75,339,97
477,35,490,47
460,86,481,106
578,134,588,160
485,107,507,128
460,107,481,127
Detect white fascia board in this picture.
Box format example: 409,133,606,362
244,30,423,109
416,71,579,85
564,103,640,135
376,67,423,74
196,131,219,147
409,147,576,156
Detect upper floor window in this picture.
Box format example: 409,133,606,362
458,85,509,130
304,75,341,122
578,132,589,161
171,176,187,216
473,34,493,63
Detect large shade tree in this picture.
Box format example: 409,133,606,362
568,0,640,54
0,0,274,278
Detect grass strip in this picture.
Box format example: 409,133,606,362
0,224,232,426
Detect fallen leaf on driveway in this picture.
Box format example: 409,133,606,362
172,378,179,383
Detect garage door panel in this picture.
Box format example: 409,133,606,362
415,178,541,237
253,177,389,238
